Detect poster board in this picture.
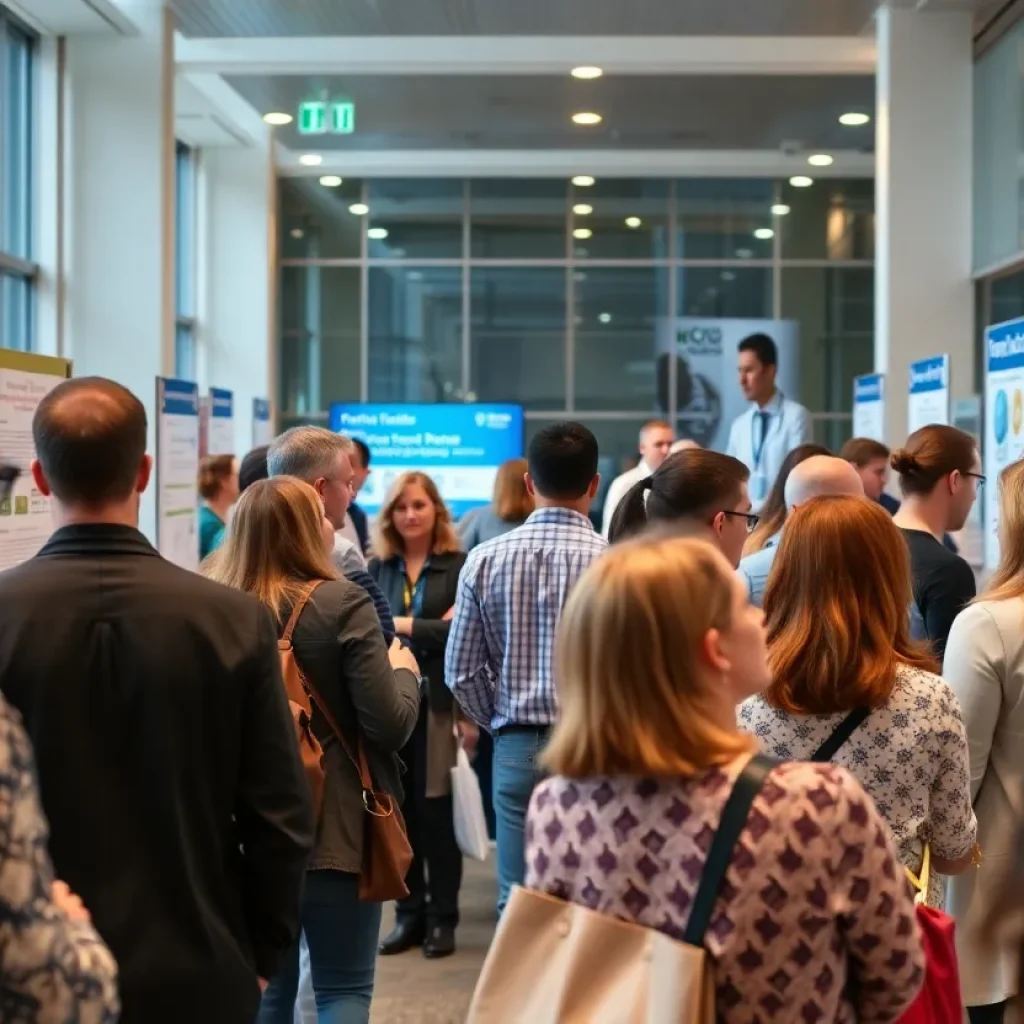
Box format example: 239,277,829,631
908,354,951,434
951,395,984,569
252,398,272,447
208,387,234,455
156,377,200,572
852,373,885,442
0,351,72,571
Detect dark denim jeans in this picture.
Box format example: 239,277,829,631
493,727,550,916
258,871,382,1024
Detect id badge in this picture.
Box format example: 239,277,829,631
750,474,767,502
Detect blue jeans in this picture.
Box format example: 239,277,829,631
258,871,382,1024
493,727,549,916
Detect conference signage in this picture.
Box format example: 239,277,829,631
907,354,950,434
252,398,272,447
156,377,200,572
852,373,885,442
207,387,234,455
329,403,524,518
984,318,1024,568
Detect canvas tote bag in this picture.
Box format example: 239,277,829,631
466,754,775,1024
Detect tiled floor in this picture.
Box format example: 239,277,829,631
370,855,497,1023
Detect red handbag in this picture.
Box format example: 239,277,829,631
897,846,963,1024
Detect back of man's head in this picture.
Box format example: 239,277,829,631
351,437,371,470
784,454,864,510
527,422,599,501
33,377,147,508
267,426,350,483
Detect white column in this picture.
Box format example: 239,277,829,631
875,6,973,447
196,144,277,456
60,5,175,538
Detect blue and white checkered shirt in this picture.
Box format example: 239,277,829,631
445,507,607,732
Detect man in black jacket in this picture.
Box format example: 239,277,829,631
0,377,315,1024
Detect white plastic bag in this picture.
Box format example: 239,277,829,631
451,745,489,861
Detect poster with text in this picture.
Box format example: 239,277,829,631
908,354,950,435
157,378,200,572
853,373,885,442
952,395,984,569
208,388,234,456
253,398,272,447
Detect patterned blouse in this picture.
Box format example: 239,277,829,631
526,759,925,1023
739,664,977,903
0,697,119,1022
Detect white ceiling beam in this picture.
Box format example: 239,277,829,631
4,0,138,34
178,72,271,148
277,149,875,179
176,35,876,76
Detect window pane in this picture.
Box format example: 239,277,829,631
574,268,666,412
779,179,874,260
571,179,669,260
280,178,363,260
281,266,362,413
991,268,1024,325
470,179,566,259
677,266,772,318
368,267,461,402
0,273,31,352
1,21,32,260
175,322,196,380
676,179,774,260
175,144,195,318
367,180,463,259
470,268,565,409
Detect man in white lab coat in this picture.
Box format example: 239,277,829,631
601,419,675,538
726,333,811,510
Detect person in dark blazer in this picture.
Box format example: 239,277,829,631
204,476,421,1023
0,377,315,1024
369,472,473,960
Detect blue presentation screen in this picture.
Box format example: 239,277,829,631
329,403,524,518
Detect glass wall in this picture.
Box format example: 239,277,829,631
174,143,198,379
0,11,34,352
279,176,874,473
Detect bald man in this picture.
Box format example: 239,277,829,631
738,455,863,607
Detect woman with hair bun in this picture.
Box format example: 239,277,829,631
891,424,981,657
197,454,239,559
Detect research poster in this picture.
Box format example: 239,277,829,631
156,378,200,572
0,351,72,571
983,319,1024,569
852,373,886,442
907,354,950,435
253,398,272,447
656,318,801,452
952,395,984,569
207,388,234,455
329,403,524,518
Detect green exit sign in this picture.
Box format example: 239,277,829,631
298,100,355,135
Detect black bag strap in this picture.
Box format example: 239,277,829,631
684,753,776,947
810,708,870,763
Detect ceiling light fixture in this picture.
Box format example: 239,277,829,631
771,203,791,216
721,271,736,282
299,154,323,166
571,66,603,80
367,227,389,240
598,312,612,324
290,228,304,239
573,227,593,240
573,203,593,215
319,175,343,187
754,228,775,240
572,175,595,187
348,202,369,215
625,216,642,228
839,112,870,127
572,112,603,126
808,153,834,167
736,248,754,258
262,111,293,126
789,175,814,188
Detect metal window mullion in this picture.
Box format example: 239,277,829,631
772,180,782,318
565,178,575,413
667,177,678,422
461,178,470,398
359,179,369,402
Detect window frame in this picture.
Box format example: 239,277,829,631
174,141,198,379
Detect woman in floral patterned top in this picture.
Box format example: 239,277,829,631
525,533,925,1022
739,494,978,902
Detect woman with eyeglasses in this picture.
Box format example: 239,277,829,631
891,424,982,659
607,447,755,568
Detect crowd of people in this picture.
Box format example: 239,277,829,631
0,349,1018,1024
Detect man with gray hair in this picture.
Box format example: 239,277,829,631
738,454,864,607
268,426,394,639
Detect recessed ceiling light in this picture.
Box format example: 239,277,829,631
624,216,642,229
572,112,603,126
789,175,814,188
319,175,343,187
262,111,293,126
573,203,593,215
721,271,736,282
348,202,369,215
808,154,834,167
408,271,423,281
839,112,870,127
598,312,612,324
367,227,389,240
736,248,754,258
754,228,774,240
771,204,791,216
571,66,603,80
299,154,323,166
572,175,595,187
573,227,593,239
290,228,304,239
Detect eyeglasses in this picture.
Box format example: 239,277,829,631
721,509,760,533
964,472,986,488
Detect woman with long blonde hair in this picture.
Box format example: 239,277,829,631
524,533,924,1021
944,459,1024,1024
205,477,421,1024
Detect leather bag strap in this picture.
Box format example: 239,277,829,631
810,707,870,763
280,580,324,645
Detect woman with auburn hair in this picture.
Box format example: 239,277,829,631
943,459,1024,1023
369,472,473,961
524,534,925,1022
739,495,978,903
458,457,533,551
197,453,239,559
204,477,421,1024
